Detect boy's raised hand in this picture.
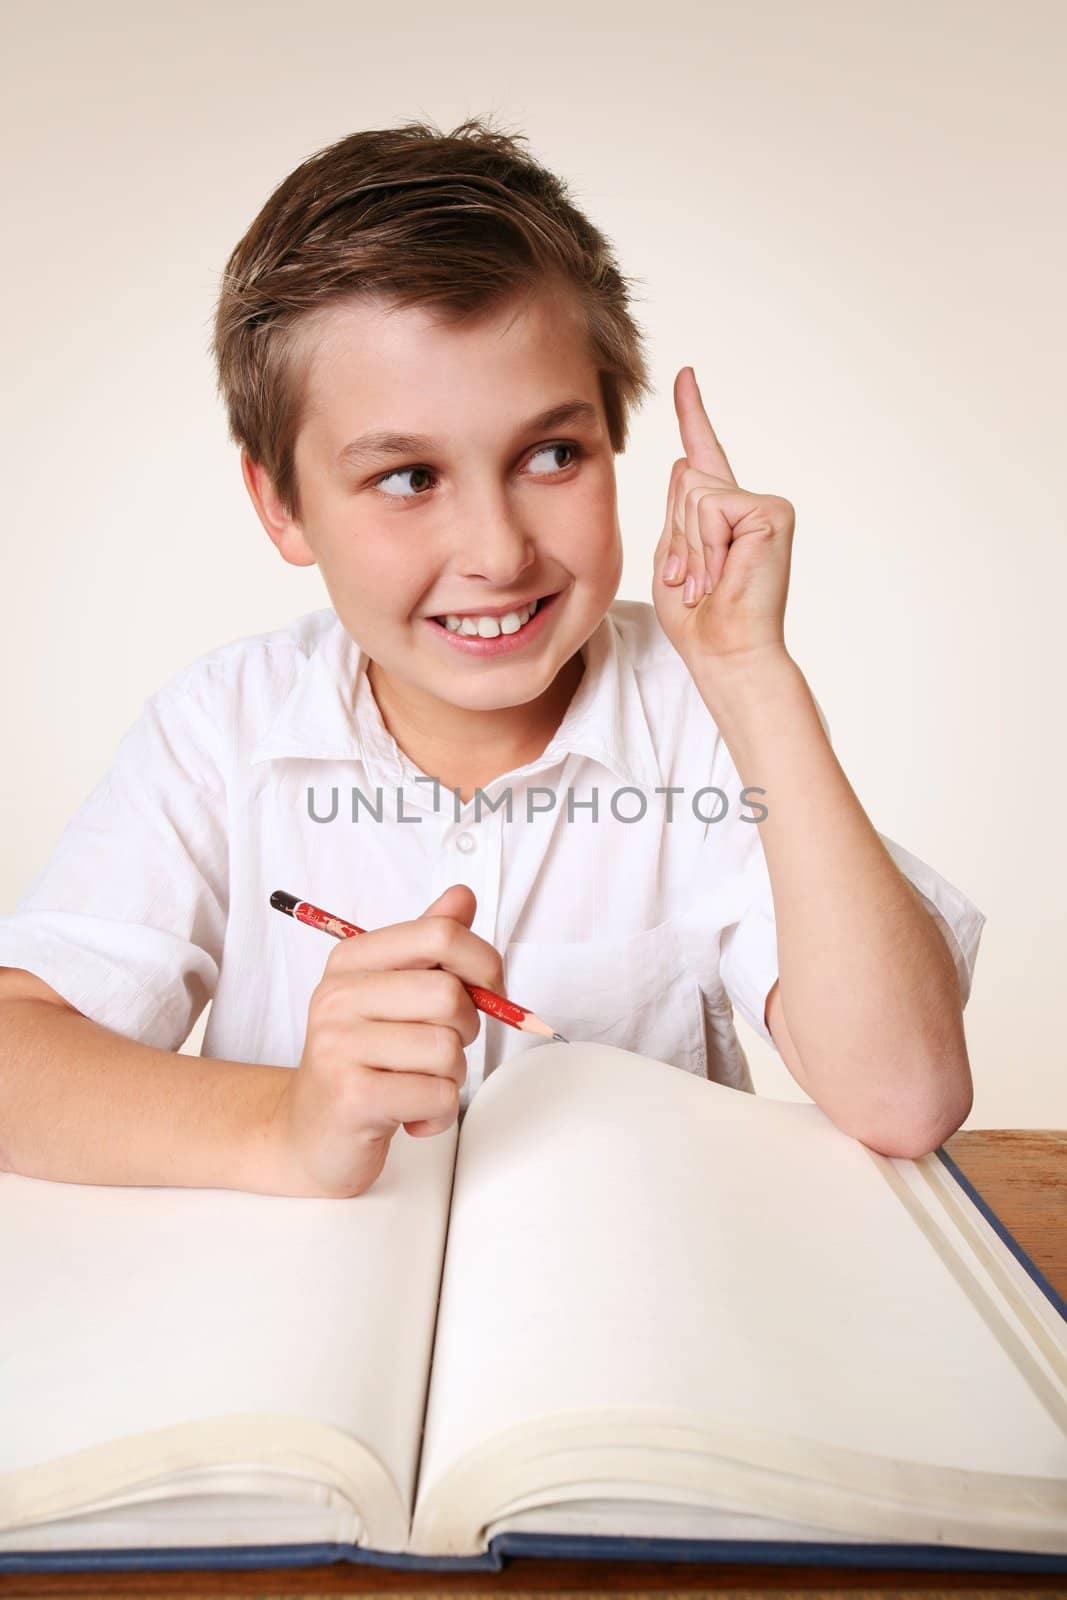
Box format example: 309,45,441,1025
652,368,794,677
267,884,500,1198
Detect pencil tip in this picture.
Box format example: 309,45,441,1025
552,1031,569,1043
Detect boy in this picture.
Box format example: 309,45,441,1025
0,117,984,1199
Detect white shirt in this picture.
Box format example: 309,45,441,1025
0,600,985,1109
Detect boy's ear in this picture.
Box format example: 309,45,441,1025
240,450,317,568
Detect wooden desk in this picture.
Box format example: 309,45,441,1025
2,1130,1064,1600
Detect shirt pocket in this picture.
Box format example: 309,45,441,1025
501,916,707,1078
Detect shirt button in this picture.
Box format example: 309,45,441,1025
455,831,477,854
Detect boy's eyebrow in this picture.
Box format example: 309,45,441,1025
335,399,600,470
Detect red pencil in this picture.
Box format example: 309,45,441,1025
269,889,568,1043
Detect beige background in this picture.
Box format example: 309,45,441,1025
2,0,1063,1126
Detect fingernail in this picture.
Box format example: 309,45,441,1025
683,573,697,604
703,569,713,595
664,554,682,582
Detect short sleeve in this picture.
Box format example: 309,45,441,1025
715,693,986,1046
876,833,986,1007
0,679,229,1050
717,858,779,1047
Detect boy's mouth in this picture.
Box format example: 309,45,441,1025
424,590,561,654
430,595,544,638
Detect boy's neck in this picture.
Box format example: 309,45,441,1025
366,652,585,805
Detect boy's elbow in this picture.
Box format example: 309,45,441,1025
861,1121,956,1161
859,1077,974,1160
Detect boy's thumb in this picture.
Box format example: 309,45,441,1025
419,883,477,927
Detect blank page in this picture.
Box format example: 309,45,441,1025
0,1120,457,1527
416,1043,1066,1501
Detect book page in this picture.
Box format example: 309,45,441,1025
415,1043,1066,1507
0,1119,457,1538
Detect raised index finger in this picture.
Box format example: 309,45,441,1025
675,367,738,485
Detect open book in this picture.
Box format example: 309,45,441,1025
1,1042,1065,1577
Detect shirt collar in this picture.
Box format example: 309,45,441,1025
250,607,664,791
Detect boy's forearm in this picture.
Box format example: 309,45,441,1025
0,998,293,1193
694,648,972,1151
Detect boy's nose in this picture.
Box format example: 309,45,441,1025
454,501,536,585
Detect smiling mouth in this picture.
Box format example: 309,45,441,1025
429,594,549,638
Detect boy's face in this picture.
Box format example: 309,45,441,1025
250,283,623,714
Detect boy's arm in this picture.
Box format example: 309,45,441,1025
763,885,966,1101
706,653,974,1161
0,967,291,1193
653,371,978,1158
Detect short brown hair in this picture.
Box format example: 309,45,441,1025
210,115,653,521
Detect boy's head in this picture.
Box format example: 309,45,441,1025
211,117,653,717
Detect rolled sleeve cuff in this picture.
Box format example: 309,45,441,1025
0,912,218,1050
877,834,986,1009
719,899,779,1047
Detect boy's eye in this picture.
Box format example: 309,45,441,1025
373,441,582,499
526,441,581,476
375,465,436,498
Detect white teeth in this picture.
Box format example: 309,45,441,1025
440,599,540,636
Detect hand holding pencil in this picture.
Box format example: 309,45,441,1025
264,884,539,1200
270,887,566,1043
